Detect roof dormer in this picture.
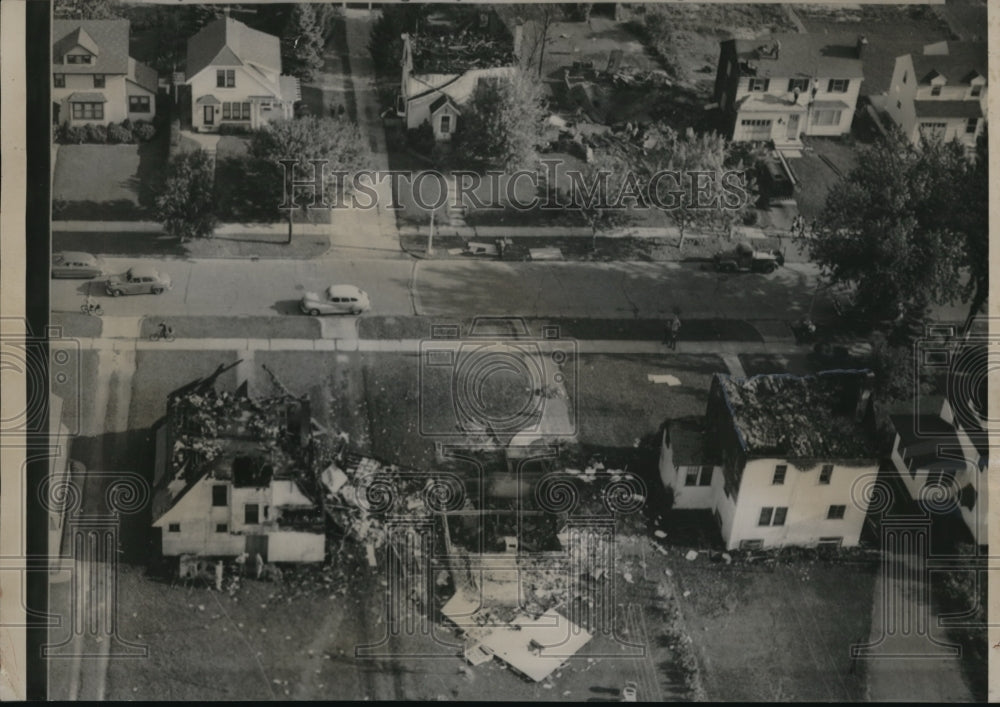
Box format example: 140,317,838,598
63,27,99,64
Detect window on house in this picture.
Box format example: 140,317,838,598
215,523,228,533
223,102,231,120
966,117,979,134
71,102,104,120
93,74,105,88
684,466,713,487
242,102,251,119
812,109,842,126
684,468,698,486
698,466,713,486
263,505,270,520
212,485,227,507
827,504,846,520
930,85,942,97
758,507,774,526
827,79,849,93
245,503,260,524
439,115,452,134
748,78,769,92
129,95,151,113
772,465,787,485
920,122,947,138
217,69,236,88
740,119,772,127
53,74,65,88
168,523,180,532
819,465,833,485
787,78,809,92
773,507,787,526
970,84,983,97
67,54,92,64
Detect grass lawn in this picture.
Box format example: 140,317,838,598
671,555,875,701
52,228,330,260
129,350,243,430
568,353,728,449
50,311,102,339
786,151,844,222
53,139,167,220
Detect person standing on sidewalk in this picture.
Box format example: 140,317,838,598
667,311,682,350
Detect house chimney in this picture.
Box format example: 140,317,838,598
857,35,868,59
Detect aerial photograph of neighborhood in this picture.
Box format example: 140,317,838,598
38,0,988,701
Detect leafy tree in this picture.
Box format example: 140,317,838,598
54,0,120,19
368,5,428,76
155,150,218,242
512,4,563,78
561,149,635,251
282,3,325,82
244,116,371,243
639,125,754,249
452,70,547,172
958,128,988,334
811,128,971,329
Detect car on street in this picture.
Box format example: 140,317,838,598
51,252,103,279
105,266,172,296
300,285,371,316
622,681,638,702
712,242,783,274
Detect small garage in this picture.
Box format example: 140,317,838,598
739,118,773,141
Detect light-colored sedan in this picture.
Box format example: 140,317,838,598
105,265,172,296
51,252,103,279
300,285,370,316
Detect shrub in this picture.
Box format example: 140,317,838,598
84,123,107,144
107,122,134,144
406,120,435,156
218,123,251,136
122,118,133,131
63,125,87,144
133,120,156,141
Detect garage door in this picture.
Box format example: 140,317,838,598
740,118,772,140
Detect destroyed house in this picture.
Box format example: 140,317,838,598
661,371,879,550
398,6,523,136
714,33,865,148
151,363,325,563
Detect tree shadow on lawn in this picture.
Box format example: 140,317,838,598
53,230,189,258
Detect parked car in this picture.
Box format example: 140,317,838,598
51,252,103,279
300,285,370,316
105,266,172,296
713,242,783,274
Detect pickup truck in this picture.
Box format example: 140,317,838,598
713,243,784,274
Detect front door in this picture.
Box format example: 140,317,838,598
204,105,214,126
786,113,800,140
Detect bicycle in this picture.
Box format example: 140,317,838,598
150,323,175,342
80,299,104,316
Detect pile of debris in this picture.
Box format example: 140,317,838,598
412,32,516,74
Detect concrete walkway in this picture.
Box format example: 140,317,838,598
53,335,805,358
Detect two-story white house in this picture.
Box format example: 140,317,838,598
151,366,325,564
883,41,987,153
890,390,988,546
52,19,158,126
714,33,865,149
397,8,522,140
184,15,300,133
660,371,879,551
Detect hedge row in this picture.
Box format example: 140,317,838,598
54,119,157,145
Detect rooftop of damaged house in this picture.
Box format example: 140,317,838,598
710,370,879,462
402,6,520,76
151,363,326,554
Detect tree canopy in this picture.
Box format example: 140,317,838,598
451,70,547,172
282,3,326,82
155,150,218,242
811,128,982,329
54,0,120,19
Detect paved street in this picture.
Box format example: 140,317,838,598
53,256,829,322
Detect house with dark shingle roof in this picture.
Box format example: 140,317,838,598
52,19,158,125
659,370,879,551
714,33,865,149
184,14,300,132
884,41,986,153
